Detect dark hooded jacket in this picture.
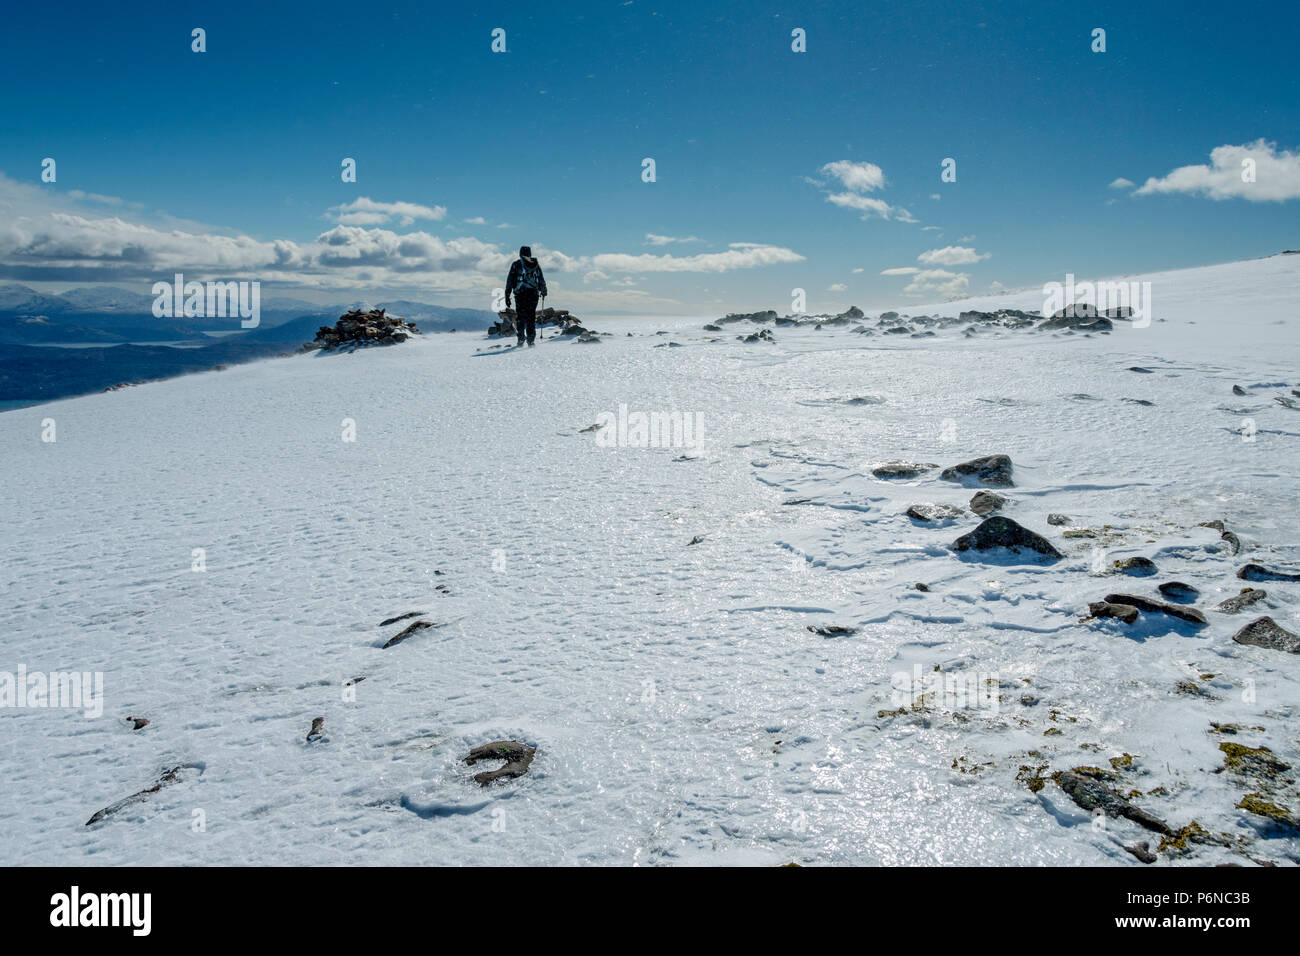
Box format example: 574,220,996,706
505,255,548,299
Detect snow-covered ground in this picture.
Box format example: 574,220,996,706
3,254,1299,866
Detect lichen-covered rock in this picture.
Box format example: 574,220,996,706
907,503,965,524
1232,616,1300,654
1087,601,1140,625
1113,556,1158,577
969,490,1008,516
940,454,1014,487
1216,588,1267,613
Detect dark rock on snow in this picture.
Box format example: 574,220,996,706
1113,556,1158,577
1053,770,1172,835
1215,588,1267,613
807,624,856,637
907,503,965,523
1102,593,1208,626
1232,616,1300,654
466,740,536,786
86,765,200,826
382,619,435,649
969,490,1008,516
1239,563,1300,583
1088,601,1140,625
940,454,1014,487
952,516,1063,560
871,461,938,479
1157,581,1199,603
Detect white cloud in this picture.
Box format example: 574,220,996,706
0,174,800,300
65,190,125,206
881,267,919,275
929,193,941,200
827,283,847,292
851,267,864,274
327,197,446,226
812,160,916,223
957,235,975,242
1108,177,1135,190
589,242,804,273
644,233,703,245
902,268,969,297
917,245,990,266
1134,140,1300,201
920,225,942,231
464,216,487,225
819,160,885,192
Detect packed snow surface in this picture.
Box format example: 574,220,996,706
3,254,1299,865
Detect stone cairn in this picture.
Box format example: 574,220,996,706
307,308,420,351
489,306,585,337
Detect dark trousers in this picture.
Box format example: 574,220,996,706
515,290,539,342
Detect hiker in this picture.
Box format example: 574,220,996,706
505,245,548,346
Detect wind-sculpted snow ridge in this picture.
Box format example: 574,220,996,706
1,254,1298,866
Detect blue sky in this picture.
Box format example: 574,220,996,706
1,0,1297,314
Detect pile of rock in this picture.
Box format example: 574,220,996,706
308,309,420,351
489,306,583,337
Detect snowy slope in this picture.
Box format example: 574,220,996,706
2,254,1298,866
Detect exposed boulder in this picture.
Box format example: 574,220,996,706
952,516,1063,560
1052,770,1172,835
807,624,856,637
306,717,325,742
1102,593,1207,626
1113,556,1158,577
907,503,965,524
86,764,201,826
1087,601,1140,625
969,490,1007,516
719,310,777,324
489,306,580,337
871,460,938,479
1232,616,1300,654
466,740,536,786
940,454,1014,487
1157,581,1199,603
1216,588,1267,613
1239,563,1300,583
382,619,435,649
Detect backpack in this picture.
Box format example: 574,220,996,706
516,258,542,292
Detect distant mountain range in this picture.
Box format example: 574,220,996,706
0,284,498,403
